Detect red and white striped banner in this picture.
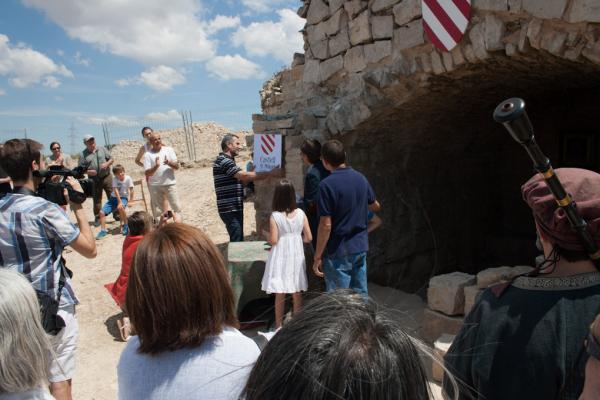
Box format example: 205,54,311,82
422,0,471,52
254,133,282,172
260,133,276,155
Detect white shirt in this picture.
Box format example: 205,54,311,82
111,175,134,198
143,146,177,186
0,388,55,400
117,327,260,400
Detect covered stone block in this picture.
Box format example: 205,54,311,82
432,334,455,382
472,0,508,11
565,0,600,23
344,0,367,18
484,13,505,51
329,0,345,14
329,29,351,57
420,308,463,343
464,285,482,315
303,59,321,84
371,0,399,13
319,55,344,82
476,266,514,288
427,272,475,316
393,0,421,26
393,19,425,52
372,15,394,40
364,40,392,64
344,45,367,72
522,0,568,19
349,9,372,46
307,0,330,25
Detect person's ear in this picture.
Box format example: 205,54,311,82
31,158,40,171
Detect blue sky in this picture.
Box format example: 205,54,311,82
0,0,304,154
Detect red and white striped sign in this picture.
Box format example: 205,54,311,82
422,0,471,52
260,134,276,155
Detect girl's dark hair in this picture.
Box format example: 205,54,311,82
127,211,152,236
271,179,297,213
243,290,433,400
126,224,238,354
300,139,321,164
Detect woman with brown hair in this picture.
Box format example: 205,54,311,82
117,224,260,400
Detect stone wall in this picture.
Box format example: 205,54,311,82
252,0,600,291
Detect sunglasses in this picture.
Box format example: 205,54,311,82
51,147,61,150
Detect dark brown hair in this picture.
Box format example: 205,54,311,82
112,164,125,174
321,139,345,167
272,179,297,213
127,211,152,236
300,139,321,164
0,139,43,182
127,224,238,354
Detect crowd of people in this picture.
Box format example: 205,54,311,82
1,130,600,400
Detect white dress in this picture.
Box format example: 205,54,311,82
261,209,308,294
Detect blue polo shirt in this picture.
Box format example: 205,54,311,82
317,167,376,259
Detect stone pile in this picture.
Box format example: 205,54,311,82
422,264,534,382
109,123,250,178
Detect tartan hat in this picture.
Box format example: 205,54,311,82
522,168,600,251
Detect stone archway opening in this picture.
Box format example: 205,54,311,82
345,52,600,292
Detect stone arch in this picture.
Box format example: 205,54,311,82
253,0,600,291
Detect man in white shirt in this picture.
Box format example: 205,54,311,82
143,132,182,222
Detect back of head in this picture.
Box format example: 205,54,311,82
522,168,600,260
300,139,322,164
321,139,346,167
243,290,431,400
126,223,238,354
0,269,50,393
272,179,297,213
127,211,153,236
0,139,43,182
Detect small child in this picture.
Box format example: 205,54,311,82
104,211,153,341
96,164,134,239
261,179,312,329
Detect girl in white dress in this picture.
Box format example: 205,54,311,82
261,179,312,329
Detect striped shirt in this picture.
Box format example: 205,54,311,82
213,153,243,214
0,193,80,305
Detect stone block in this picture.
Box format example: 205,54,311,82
462,44,477,62
291,65,304,81
371,0,400,13
430,50,445,74
432,334,455,382
468,22,489,60
417,53,432,73
275,118,295,129
476,266,513,288
526,18,543,49
344,0,367,18
582,43,600,64
303,59,321,84
442,51,454,71
505,42,517,56
312,38,330,60
324,8,347,37
319,55,344,82
307,0,331,25
451,46,466,65
484,13,505,51
522,0,568,19
509,0,523,11
299,111,318,130
420,308,464,344
307,21,327,43
349,9,372,45
344,45,367,72
364,40,392,64
326,97,371,134
541,30,567,55
329,29,351,56
428,272,476,316
472,0,508,11
393,0,422,26
464,285,482,316
565,0,600,23
291,53,305,67
393,19,425,52
372,15,394,39
329,0,345,14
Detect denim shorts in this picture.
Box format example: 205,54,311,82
323,251,368,296
101,196,128,215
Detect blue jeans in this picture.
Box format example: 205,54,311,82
323,252,368,296
220,211,244,242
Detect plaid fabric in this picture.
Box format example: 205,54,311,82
0,193,80,305
213,153,243,214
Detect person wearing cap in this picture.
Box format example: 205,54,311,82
443,168,600,400
79,135,114,223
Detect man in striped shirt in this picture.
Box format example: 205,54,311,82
213,134,280,242
0,139,96,400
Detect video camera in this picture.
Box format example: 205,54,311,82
34,165,95,205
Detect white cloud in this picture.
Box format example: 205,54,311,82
145,109,181,121
22,0,216,66
207,15,240,34
116,65,186,91
206,54,264,80
78,115,138,127
242,0,291,13
0,34,74,88
232,9,304,64
74,51,91,67
57,49,65,56
0,88,5,96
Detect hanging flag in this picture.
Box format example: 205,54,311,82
422,0,471,52
254,133,282,172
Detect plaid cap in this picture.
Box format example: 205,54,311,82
522,168,600,251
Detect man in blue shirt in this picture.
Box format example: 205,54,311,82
313,140,380,296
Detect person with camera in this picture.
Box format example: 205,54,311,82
79,134,114,225
0,139,97,400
